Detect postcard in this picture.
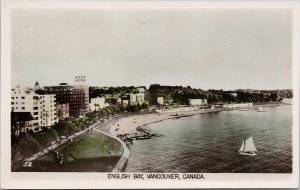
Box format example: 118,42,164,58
1,0,299,189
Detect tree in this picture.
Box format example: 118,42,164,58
142,102,149,109
128,105,139,112
103,108,112,115
53,121,69,137
18,134,41,157
34,128,59,147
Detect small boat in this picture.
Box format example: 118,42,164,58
256,107,266,112
239,136,257,156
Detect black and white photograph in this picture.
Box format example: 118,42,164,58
1,0,299,189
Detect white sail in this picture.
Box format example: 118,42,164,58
239,140,245,152
244,136,257,152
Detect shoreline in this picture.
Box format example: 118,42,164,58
107,102,290,137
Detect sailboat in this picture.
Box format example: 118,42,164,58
239,136,257,156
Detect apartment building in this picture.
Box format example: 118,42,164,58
44,83,89,117
11,86,58,132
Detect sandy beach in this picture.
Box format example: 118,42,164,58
108,108,223,136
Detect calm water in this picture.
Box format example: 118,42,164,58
125,104,293,173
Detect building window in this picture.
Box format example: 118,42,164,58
11,102,14,105
21,107,25,110
21,97,25,99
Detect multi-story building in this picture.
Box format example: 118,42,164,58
40,94,57,127
57,103,70,121
11,86,58,132
44,83,89,117
129,94,137,105
136,93,145,105
89,97,106,111
129,93,145,105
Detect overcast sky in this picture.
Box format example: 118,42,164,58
12,9,292,90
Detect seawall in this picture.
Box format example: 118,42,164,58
94,129,130,172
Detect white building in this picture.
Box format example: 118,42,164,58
130,94,137,105
129,93,145,105
136,93,145,105
189,99,204,106
41,95,58,127
123,99,129,106
11,86,58,132
231,92,238,97
89,97,106,111
157,97,164,105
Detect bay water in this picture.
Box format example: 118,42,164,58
125,104,292,173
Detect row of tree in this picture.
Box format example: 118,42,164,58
11,102,150,165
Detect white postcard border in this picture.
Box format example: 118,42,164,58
1,0,299,189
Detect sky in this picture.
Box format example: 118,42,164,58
12,9,292,90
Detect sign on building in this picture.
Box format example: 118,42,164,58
75,75,86,83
